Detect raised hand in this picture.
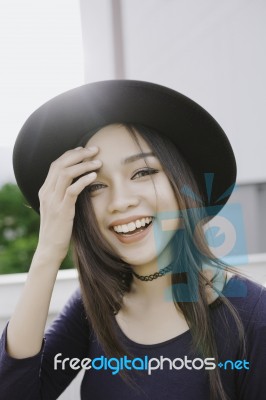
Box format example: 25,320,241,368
36,146,101,263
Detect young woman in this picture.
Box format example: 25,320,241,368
0,80,265,400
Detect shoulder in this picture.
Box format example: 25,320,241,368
223,273,266,328
46,286,90,335
64,287,91,326
59,286,84,316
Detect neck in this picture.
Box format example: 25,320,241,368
132,263,173,281
128,237,177,303
130,258,174,303
131,272,173,304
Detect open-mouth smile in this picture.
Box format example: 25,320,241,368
113,217,153,234
110,216,154,244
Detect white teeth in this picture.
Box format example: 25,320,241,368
121,224,129,233
113,217,152,233
128,222,136,231
136,220,141,228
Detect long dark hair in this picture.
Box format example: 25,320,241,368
72,123,246,400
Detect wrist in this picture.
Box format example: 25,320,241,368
32,245,65,269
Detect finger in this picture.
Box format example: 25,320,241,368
54,146,99,168
54,159,102,201
63,172,97,208
40,146,99,194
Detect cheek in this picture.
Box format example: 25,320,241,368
90,198,105,231
157,179,179,212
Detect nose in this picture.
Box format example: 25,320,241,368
107,181,140,214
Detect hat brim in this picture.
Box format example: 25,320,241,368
13,80,236,214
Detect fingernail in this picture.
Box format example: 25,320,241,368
91,159,101,164
75,146,83,150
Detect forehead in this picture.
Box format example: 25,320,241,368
85,124,151,154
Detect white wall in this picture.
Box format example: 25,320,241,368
2,1,265,185
0,0,84,184
82,0,266,184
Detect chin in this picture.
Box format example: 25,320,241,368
120,252,157,267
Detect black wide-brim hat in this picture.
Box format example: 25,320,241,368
13,80,236,215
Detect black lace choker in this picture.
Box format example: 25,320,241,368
132,264,173,281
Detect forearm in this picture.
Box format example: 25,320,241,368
6,146,99,360
6,249,61,359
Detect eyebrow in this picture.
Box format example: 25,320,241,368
122,152,155,165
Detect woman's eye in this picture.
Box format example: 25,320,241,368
87,183,105,193
132,168,159,180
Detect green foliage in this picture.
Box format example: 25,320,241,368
0,183,73,274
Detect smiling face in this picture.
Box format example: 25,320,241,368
85,124,180,275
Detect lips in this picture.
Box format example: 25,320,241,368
109,215,153,227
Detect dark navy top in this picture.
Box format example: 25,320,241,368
0,275,266,400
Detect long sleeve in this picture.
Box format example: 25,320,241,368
235,282,266,399
0,288,91,400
